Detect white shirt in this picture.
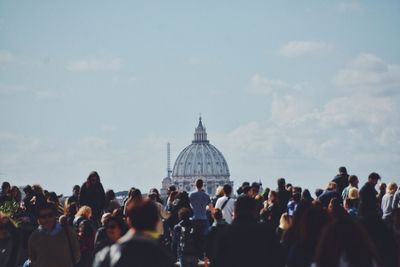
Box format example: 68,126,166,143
215,196,235,224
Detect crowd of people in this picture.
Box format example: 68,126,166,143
0,167,399,267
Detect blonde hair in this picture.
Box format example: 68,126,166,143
348,188,359,200
387,183,398,194
279,212,292,230
215,186,224,196
75,205,92,218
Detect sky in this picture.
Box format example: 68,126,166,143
1,0,400,195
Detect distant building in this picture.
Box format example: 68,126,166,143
161,117,233,197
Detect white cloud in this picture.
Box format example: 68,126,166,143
67,57,122,72
0,50,14,64
279,41,332,58
250,74,304,95
337,1,362,13
0,83,58,99
335,53,400,95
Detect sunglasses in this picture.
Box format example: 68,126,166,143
39,212,55,219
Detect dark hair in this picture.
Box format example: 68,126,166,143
127,200,159,231
178,207,191,221
106,215,128,235
251,182,260,191
73,185,80,191
315,219,380,267
348,175,358,184
36,202,57,217
106,190,116,201
168,185,176,192
196,179,204,189
23,185,32,194
339,166,347,174
223,184,232,196
368,172,381,180
1,182,10,192
65,202,78,216
234,196,258,221
87,171,100,183
79,219,95,237
277,178,286,189
315,188,324,198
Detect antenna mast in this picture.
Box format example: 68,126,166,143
167,142,172,178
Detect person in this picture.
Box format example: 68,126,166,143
287,192,301,216
344,188,359,218
47,192,64,220
286,207,330,267
0,182,11,204
205,209,228,265
174,208,197,267
123,188,142,216
31,184,47,209
211,196,281,267
149,192,170,235
277,178,291,215
0,212,21,267
377,183,387,207
341,175,359,200
189,179,212,260
382,182,398,224
214,184,235,224
76,220,95,267
260,190,280,229
64,202,78,226
332,166,349,196
247,182,260,198
359,172,380,218
10,186,22,203
23,185,36,222
211,186,224,207
73,205,93,230
104,189,121,213
312,218,381,267
301,189,314,205
317,182,342,208
79,171,106,224
276,212,292,243
28,202,80,267
65,185,80,207
93,200,175,267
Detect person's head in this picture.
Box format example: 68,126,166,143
315,188,324,198
87,171,100,185
292,192,301,203
301,189,313,202
149,188,160,197
348,175,359,187
277,178,286,190
278,212,292,230
10,186,21,201
32,184,44,195
72,185,80,196
128,188,142,205
223,184,232,197
101,212,112,226
167,185,176,196
293,186,302,194
168,190,178,202
178,207,192,221
234,196,259,222
127,200,159,232
248,182,260,198
315,219,380,267
76,205,92,219
213,208,223,222
36,202,57,230
1,182,10,193
195,179,204,190
326,182,337,191
215,186,224,197
379,183,386,194
78,219,94,238
387,182,398,195
106,189,116,201
106,215,125,242
47,192,59,204
237,182,250,195
339,166,347,175
368,172,381,185
23,185,33,194
268,190,278,203
328,198,348,219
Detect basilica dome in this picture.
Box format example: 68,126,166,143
171,117,232,195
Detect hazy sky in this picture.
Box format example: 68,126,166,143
1,0,399,195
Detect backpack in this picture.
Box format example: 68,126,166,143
179,226,197,256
